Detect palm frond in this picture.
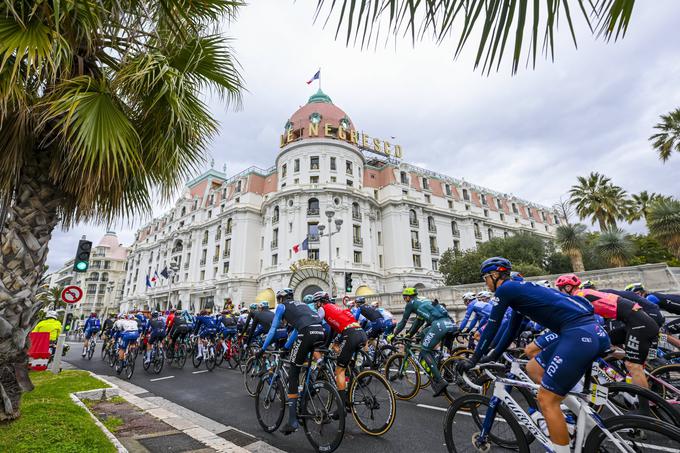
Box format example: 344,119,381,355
649,108,680,162
595,227,634,267
314,0,635,74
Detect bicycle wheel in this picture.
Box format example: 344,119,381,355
153,348,164,374
87,341,95,360
100,343,108,361
125,354,135,380
192,345,203,368
443,394,530,453
109,349,117,368
373,345,396,371
205,345,216,371
255,375,286,433
603,382,680,426
648,363,680,403
244,356,263,397
215,342,225,367
349,369,396,436
384,353,420,400
440,356,486,396
230,342,241,369
300,380,345,453
584,414,680,451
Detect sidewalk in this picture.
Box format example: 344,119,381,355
68,362,284,453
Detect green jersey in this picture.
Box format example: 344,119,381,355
394,298,448,335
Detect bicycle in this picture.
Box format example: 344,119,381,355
166,335,189,369
444,361,680,452
143,340,165,374
255,349,345,452
113,340,138,380
84,337,97,360
192,336,217,371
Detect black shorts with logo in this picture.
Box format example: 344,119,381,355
609,310,659,364
336,327,367,368
290,324,325,366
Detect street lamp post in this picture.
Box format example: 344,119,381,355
168,261,180,310
318,210,343,297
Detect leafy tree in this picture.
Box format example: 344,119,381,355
650,108,680,162
647,198,680,259
555,223,587,272
629,234,680,267
627,191,668,222
477,233,546,269
0,0,243,420
545,252,573,275
439,249,485,286
569,172,629,230
595,228,635,267
315,0,634,74
512,262,546,277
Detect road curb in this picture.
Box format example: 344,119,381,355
70,390,129,453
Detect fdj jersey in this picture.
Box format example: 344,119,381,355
280,300,322,331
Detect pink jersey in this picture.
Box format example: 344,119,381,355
576,288,640,320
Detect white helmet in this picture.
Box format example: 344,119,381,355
535,280,551,288
462,292,475,301
370,301,379,308
45,310,58,319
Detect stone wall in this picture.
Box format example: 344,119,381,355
365,263,680,322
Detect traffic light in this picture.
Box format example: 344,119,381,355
345,272,353,293
73,239,92,272
65,312,73,326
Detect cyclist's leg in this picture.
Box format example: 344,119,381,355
336,327,367,407
82,329,91,355
419,320,447,382
623,312,659,412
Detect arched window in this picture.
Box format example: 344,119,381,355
100,272,109,282
352,202,361,220
409,209,418,227
89,272,99,282
504,231,509,239
181,206,186,216
226,218,233,234
474,223,481,239
273,206,280,223
427,216,436,232
172,239,183,253
202,230,209,245
308,198,320,216
487,228,494,239
451,220,459,237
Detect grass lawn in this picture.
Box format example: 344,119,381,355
0,370,116,453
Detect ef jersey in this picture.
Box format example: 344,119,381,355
319,304,357,334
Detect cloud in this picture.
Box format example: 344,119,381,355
46,0,680,269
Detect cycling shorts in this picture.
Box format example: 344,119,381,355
119,331,140,350
148,331,166,345
421,318,456,352
220,327,237,338
534,331,559,349
199,328,217,339
290,324,325,367
535,322,610,396
365,319,386,339
665,318,680,335
84,328,100,339
336,327,367,368
608,310,659,364
170,325,190,341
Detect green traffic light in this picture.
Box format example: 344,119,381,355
75,261,88,271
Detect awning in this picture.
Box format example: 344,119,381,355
256,288,276,305
355,285,376,296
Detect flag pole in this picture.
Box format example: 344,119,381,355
318,67,321,91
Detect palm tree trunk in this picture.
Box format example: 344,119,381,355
568,250,586,273
0,152,62,421
597,216,608,232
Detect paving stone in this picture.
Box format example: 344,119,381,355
243,441,286,453
137,432,208,452
216,429,257,447
147,407,176,419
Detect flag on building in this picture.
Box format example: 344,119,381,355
292,238,309,254
160,267,169,279
306,70,320,85
146,275,152,288
152,270,159,284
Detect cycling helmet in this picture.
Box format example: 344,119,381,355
480,257,512,276
534,280,551,288
312,291,331,304
462,292,475,302
580,280,595,289
625,283,645,293
118,313,125,319
45,310,58,319
276,288,294,300
248,303,258,311
151,311,159,318
303,295,314,304
90,312,97,317
240,307,248,313
555,274,581,289
510,271,524,282
259,301,270,309
355,296,366,305
402,287,417,297
371,301,379,308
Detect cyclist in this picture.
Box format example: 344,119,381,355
144,311,166,365
217,309,238,342
113,314,140,367
352,297,386,340
261,288,325,435
459,291,490,334
81,312,101,357
314,291,366,410
237,307,249,334
241,303,259,339
244,301,286,347
167,309,191,351
555,274,659,398
599,286,665,327
580,280,595,289
32,310,62,342
372,301,396,338
100,313,116,342
193,309,217,360
389,287,456,397
457,258,609,453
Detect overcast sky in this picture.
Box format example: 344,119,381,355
46,0,680,270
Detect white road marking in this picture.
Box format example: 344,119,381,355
192,370,209,374
416,404,446,412
150,376,175,382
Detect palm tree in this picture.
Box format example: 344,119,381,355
314,0,635,74
595,228,635,268
555,224,587,272
626,191,668,222
569,172,628,231
647,198,680,259
650,108,680,162
0,0,243,420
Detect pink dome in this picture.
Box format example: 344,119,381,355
285,89,354,140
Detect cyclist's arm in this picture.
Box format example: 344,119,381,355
284,329,298,350
487,311,524,359
393,303,413,336
406,317,425,337
245,318,259,344
459,303,475,331
472,299,510,362
262,305,285,350
467,310,481,332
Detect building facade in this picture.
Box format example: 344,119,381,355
121,90,563,313
49,231,128,317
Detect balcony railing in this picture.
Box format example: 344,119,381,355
212,256,219,263
272,216,279,224
308,235,320,243
452,229,461,238
411,241,421,251
409,220,419,228
171,247,183,254
183,262,189,269
271,241,278,249
430,246,440,255
353,237,363,246
223,249,231,258
307,208,320,216
201,238,208,245
352,212,362,221
428,224,437,233
474,231,482,240
199,259,206,266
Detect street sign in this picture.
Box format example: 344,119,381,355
61,285,83,304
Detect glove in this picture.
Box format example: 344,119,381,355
386,334,395,343
456,359,475,374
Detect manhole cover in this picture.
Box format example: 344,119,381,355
217,428,256,447
138,432,205,452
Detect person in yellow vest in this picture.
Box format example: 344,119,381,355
32,311,62,342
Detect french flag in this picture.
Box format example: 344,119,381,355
293,238,309,254
306,70,320,85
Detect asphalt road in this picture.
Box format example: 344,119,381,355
65,342,680,453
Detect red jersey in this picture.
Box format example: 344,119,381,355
166,312,176,330
320,303,358,334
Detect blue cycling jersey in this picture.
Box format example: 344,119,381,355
194,315,216,335
459,300,490,331
474,280,594,361
84,318,101,331
262,301,322,351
